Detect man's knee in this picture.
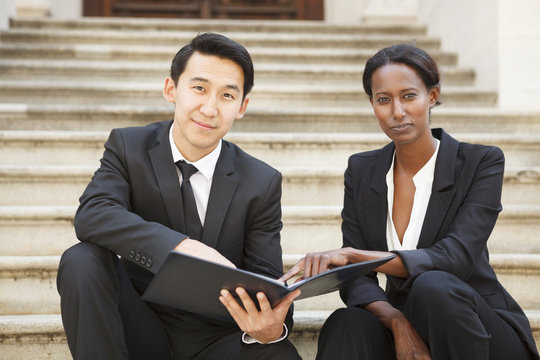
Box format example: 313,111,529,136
57,242,118,293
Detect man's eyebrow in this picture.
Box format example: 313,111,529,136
190,76,209,83
225,84,240,93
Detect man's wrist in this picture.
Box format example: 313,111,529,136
241,323,288,344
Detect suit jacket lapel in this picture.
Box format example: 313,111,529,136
364,142,395,251
148,121,185,233
202,141,239,248
417,129,459,248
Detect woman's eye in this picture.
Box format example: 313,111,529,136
404,93,417,99
377,97,389,103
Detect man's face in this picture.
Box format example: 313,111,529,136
164,52,249,161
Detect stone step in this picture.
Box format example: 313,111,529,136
0,165,538,207
0,81,496,107
1,104,539,133
1,131,539,167
1,205,539,257
0,28,442,50
0,60,474,86
1,253,539,313
9,17,428,36
1,311,538,360
0,43,459,66
1,253,539,315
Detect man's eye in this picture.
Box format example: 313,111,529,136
223,93,235,100
193,86,205,92
404,93,417,99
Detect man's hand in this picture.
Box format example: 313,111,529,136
278,248,350,283
174,238,236,268
219,287,300,343
391,316,431,360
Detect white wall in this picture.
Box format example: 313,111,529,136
417,0,499,93
0,0,17,29
497,0,540,110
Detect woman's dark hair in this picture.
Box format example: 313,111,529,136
170,33,254,101
362,44,441,105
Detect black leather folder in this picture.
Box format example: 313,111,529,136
142,251,395,322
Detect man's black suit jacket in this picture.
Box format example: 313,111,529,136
74,120,291,327
340,128,539,358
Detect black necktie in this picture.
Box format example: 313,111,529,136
176,160,203,240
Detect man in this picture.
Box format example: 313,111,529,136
57,33,301,360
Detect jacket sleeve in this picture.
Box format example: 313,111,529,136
340,158,389,308
395,146,504,283
74,128,185,274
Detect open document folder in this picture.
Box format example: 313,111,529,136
143,251,395,322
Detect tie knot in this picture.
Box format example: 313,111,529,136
176,161,199,181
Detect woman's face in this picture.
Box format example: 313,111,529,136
369,63,439,145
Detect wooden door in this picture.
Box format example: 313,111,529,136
83,0,324,20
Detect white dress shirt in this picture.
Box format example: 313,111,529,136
168,123,287,344
386,140,440,251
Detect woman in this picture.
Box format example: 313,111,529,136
280,44,539,360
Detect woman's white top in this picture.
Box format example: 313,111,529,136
386,140,440,251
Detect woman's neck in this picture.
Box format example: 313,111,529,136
394,134,437,176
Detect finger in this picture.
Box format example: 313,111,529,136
219,289,246,326
278,259,305,282
256,291,272,314
310,255,321,277
304,255,313,278
235,287,259,315
274,289,301,313
319,254,331,273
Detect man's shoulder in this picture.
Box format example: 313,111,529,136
222,140,280,177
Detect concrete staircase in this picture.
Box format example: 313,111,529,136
0,17,539,359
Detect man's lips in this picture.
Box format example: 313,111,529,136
192,119,215,129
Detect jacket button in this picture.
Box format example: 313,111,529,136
129,251,135,258
141,256,146,264
146,259,152,267
135,253,141,261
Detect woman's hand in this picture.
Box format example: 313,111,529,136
391,316,431,360
278,248,351,283
366,301,431,360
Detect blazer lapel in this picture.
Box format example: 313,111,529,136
202,141,239,248
148,121,185,233
417,129,458,248
364,142,395,251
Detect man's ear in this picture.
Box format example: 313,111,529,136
163,77,176,103
235,97,250,120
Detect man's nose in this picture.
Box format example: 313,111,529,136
200,96,218,118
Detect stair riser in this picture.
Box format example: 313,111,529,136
3,136,539,167
0,48,459,66
1,109,539,133
0,32,441,50
1,264,539,315
9,19,428,36
0,88,497,108
1,319,538,360
0,66,474,87
1,211,539,256
0,174,538,206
